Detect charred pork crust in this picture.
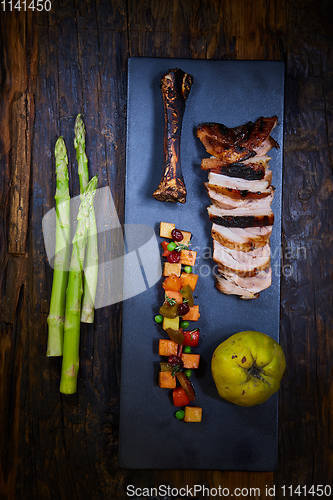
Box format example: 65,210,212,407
196,116,278,165
201,157,268,179
214,163,265,180
153,68,193,203
210,213,274,228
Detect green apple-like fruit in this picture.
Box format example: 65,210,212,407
211,331,286,407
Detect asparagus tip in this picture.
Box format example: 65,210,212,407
55,136,68,162
74,114,86,147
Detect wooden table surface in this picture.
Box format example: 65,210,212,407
0,1,332,498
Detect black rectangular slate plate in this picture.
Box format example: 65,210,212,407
119,57,284,470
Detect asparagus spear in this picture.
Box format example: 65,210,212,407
60,176,98,394
47,137,70,357
74,114,98,323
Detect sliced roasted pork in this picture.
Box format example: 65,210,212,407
206,185,274,210
196,116,278,165
215,267,272,299
207,171,272,193
197,115,278,299
208,204,274,228
211,224,272,252
201,155,271,180
213,240,270,276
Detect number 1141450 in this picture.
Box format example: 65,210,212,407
1,0,52,11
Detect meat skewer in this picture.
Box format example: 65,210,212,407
153,68,193,203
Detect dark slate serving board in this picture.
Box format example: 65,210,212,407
119,58,284,470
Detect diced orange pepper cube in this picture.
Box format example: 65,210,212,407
159,371,176,389
164,290,183,304
159,339,178,357
162,275,182,292
179,250,197,266
180,273,198,291
181,305,200,321
181,353,200,369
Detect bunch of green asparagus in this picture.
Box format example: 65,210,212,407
47,115,98,394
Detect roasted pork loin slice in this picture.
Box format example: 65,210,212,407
208,204,274,228
213,240,270,276
215,277,259,299
206,184,273,200
196,116,278,165
211,224,272,252
197,123,255,164
206,184,274,210
207,171,272,193
201,155,271,180
253,136,278,156
215,267,272,299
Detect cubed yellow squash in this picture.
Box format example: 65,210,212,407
160,222,175,239
163,262,182,277
184,406,202,423
162,316,180,331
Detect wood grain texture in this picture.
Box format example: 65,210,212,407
0,1,332,499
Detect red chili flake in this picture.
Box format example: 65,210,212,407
241,356,246,363
242,390,245,395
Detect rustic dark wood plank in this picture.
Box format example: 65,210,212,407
0,1,332,499
277,0,333,489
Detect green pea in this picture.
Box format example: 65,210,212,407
154,314,163,324
175,410,185,421
167,241,177,251
184,265,192,274
183,346,192,354
180,320,190,329
185,369,192,378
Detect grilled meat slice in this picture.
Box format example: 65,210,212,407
207,171,272,193
196,116,278,165
206,184,274,210
208,204,274,228
215,267,272,299
153,68,193,203
253,136,279,156
206,184,273,200
215,277,259,299
201,155,271,180
243,116,278,151
197,123,255,164
211,224,272,252
213,240,271,276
